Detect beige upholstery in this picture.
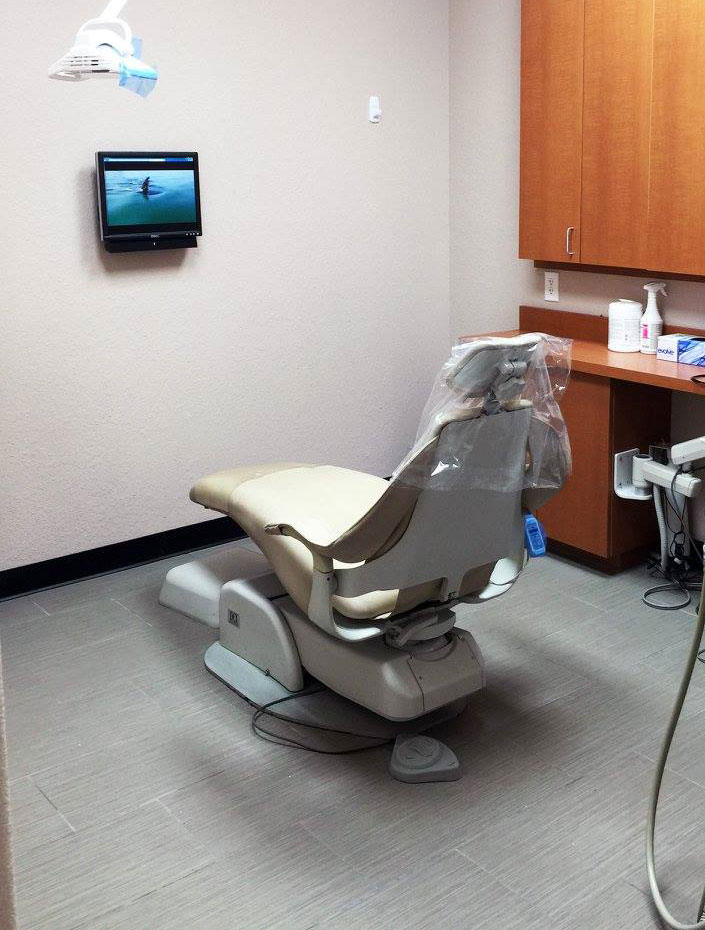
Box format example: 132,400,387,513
188,336,565,633
190,463,311,514
192,461,495,620
188,339,563,624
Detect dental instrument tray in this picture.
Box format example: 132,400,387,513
95,151,202,252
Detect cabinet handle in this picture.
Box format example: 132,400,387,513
566,226,575,256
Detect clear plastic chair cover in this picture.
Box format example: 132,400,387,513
391,333,572,493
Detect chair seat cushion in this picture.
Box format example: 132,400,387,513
193,463,440,621
190,463,311,514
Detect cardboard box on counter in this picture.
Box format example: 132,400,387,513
657,333,705,366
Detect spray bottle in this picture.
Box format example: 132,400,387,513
641,282,667,354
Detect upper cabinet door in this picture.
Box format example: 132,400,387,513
647,2,705,275
519,0,585,263
580,0,653,267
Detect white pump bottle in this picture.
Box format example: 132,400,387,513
641,282,667,354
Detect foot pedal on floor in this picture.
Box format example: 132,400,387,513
389,734,462,783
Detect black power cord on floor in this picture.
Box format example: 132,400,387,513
641,468,705,667
642,563,702,612
210,673,395,756
643,466,704,612
642,536,701,611
251,693,394,755
642,553,705,665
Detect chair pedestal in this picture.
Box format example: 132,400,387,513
160,547,486,723
280,598,485,721
203,640,470,741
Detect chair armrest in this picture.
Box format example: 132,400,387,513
264,522,335,572
265,523,385,641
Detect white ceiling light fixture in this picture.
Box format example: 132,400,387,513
48,0,158,98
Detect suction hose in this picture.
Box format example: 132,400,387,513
646,548,705,929
653,486,669,574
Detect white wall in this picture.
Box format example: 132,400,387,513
450,0,534,338
0,0,451,570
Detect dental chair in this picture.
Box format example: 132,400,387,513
160,333,571,776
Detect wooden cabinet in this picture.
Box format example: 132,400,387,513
463,307,703,571
647,2,705,274
520,0,705,277
514,306,674,571
519,0,584,263
538,374,672,570
580,0,652,268
537,372,611,557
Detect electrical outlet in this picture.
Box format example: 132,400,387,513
544,270,559,302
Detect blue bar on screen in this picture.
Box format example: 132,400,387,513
104,157,194,163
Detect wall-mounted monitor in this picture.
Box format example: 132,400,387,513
95,151,202,252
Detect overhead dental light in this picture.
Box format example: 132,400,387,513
48,0,158,98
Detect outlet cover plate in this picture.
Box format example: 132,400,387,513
544,270,559,302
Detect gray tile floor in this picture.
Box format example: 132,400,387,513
3,543,705,929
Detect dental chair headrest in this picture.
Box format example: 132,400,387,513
445,334,541,402
390,331,572,494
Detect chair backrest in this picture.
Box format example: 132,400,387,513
334,335,550,603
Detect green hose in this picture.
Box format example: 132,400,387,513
646,550,705,929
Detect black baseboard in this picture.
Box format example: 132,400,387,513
0,517,245,601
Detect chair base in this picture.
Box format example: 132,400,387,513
159,545,275,629
278,597,485,720
159,546,486,721
204,640,469,740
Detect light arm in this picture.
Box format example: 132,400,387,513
100,1,128,18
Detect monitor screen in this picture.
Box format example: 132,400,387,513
96,152,202,240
